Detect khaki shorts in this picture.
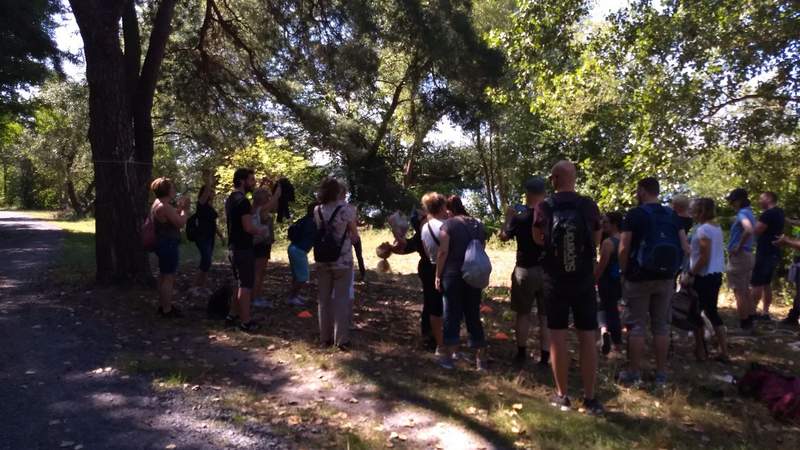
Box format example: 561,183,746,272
510,265,546,316
727,251,754,292
622,279,673,337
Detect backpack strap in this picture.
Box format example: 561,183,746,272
427,222,440,246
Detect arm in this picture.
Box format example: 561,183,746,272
594,239,613,282
732,215,753,254
691,236,711,275
774,235,800,251
678,229,690,258
754,220,768,236
618,231,632,275
435,228,450,292
264,184,282,212
498,206,515,242
786,217,800,227
163,202,189,228
347,219,360,244
241,213,262,236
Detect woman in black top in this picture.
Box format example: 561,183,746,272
594,212,623,355
194,185,224,291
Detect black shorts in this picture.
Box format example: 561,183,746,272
253,243,271,259
751,253,780,287
545,275,598,331
232,248,255,289
419,260,443,317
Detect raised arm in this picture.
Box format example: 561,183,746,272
499,206,515,242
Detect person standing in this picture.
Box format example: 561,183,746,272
225,168,267,332
251,187,280,308
286,203,318,306
193,185,224,292
617,177,688,387
778,223,800,328
725,188,756,330
532,161,604,415
435,195,488,371
150,177,191,318
499,177,550,368
594,212,624,356
686,198,729,362
751,191,785,320
671,195,693,236
314,178,359,350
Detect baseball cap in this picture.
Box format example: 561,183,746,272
524,176,546,194
726,188,748,203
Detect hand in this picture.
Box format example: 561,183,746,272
178,196,191,211
435,276,442,292
773,235,788,247
679,272,694,287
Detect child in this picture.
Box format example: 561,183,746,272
287,203,317,306
252,188,277,308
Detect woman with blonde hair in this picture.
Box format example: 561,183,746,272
150,177,190,318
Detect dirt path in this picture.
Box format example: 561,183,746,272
0,212,286,450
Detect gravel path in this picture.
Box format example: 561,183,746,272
0,212,285,450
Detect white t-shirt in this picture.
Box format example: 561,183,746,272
421,218,444,264
690,223,725,276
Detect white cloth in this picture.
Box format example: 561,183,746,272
420,218,444,264
690,223,725,276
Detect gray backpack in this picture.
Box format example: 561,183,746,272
461,218,492,289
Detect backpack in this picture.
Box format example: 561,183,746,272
207,284,232,319
141,210,157,252
671,286,701,331
739,363,800,424
185,212,200,242
288,215,312,244
313,205,349,263
460,218,492,289
546,197,591,276
634,204,682,277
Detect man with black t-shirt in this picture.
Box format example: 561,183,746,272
533,161,604,416
618,177,689,387
500,177,549,368
225,168,267,332
751,191,785,320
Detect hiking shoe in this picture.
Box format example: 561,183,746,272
438,352,455,370
238,321,260,333
581,398,605,416
158,306,183,318
549,394,571,411
601,332,612,356
654,372,668,387
617,370,642,386
287,296,305,307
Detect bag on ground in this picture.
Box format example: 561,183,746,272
461,219,492,289
739,363,800,424
207,284,233,319
671,286,701,331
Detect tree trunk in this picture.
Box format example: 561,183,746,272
71,0,176,284
475,124,500,216
65,177,84,217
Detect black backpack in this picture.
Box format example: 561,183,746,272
633,204,682,278
546,197,591,277
288,215,312,244
671,287,701,331
313,205,349,263
185,212,200,242
207,284,232,319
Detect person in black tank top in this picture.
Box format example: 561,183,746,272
150,177,190,319
594,212,624,355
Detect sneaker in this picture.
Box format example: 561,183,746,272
238,321,260,333
601,332,612,356
581,398,605,416
253,297,273,308
438,353,455,370
287,296,305,307
654,372,668,387
158,306,183,318
617,370,642,386
476,358,489,372
549,394,571,411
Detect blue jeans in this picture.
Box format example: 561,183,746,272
195,238,214,272
442,274,486,348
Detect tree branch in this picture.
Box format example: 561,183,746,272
122,0,141,96
702,93,800,119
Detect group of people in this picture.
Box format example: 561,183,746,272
146,159,799,417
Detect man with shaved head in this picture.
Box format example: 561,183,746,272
533,160,604,415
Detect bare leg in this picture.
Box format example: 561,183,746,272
627,335,645,373
238,288,252,323
577,330,597,399
763,285,773,315
734,288,750,320
430,315,444,348
253,257,267,299
159,274,174,311
515,313,531,349
654,335,669,373
549,329,569,396
751,286,764,316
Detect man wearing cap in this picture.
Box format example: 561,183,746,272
726,188,756,330
500,177,550,368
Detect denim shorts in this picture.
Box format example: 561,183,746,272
288,244,310,283
156,237,180,275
